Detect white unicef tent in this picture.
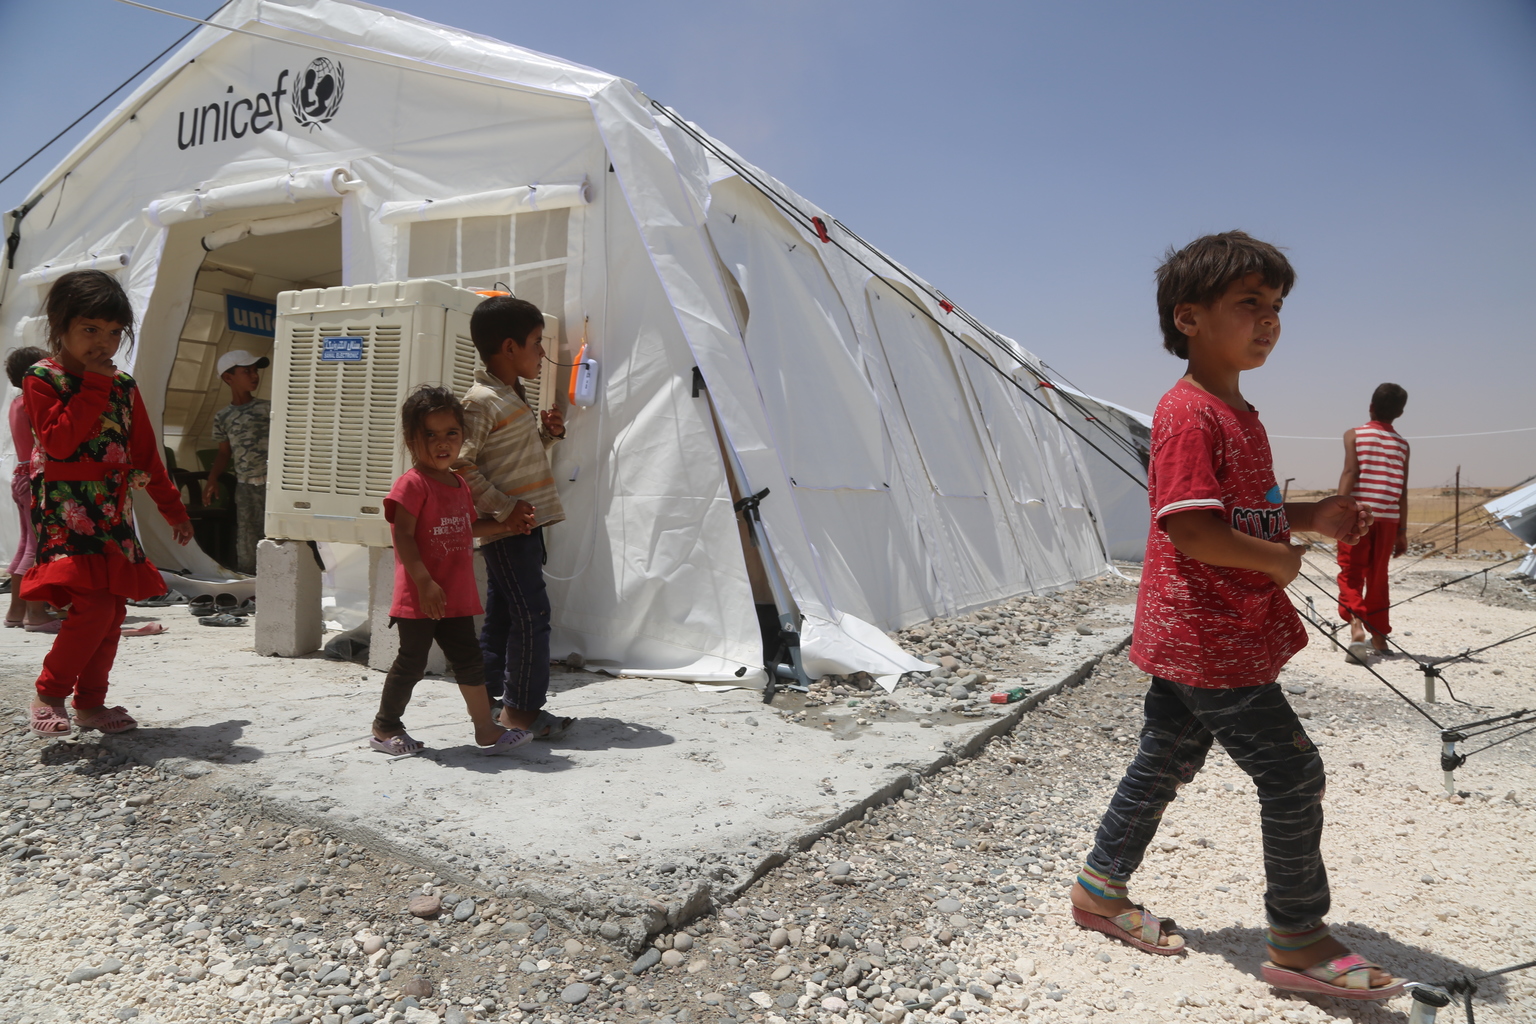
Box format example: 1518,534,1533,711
0,0,1124,686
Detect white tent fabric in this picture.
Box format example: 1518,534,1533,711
0,0,1128,685
377,181,592,224
1049,385,1152,561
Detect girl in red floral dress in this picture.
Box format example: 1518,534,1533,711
20,270,192,736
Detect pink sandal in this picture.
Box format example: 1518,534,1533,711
29,704,72,736
1072,904,1186,955
1261,954,1405,1001
74,705,138,734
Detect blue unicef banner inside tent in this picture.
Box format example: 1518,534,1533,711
227,294,277,337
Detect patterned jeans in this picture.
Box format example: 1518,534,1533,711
234,483,266,576
1080,676,1330,940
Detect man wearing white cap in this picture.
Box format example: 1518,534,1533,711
205,350,272,574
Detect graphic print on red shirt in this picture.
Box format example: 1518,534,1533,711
384,468,484,619
1129,380,1307,688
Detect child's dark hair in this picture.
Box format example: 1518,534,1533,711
43,270,136,355
5,346,47,389
1370,382,1408,422
469,295,544,362
1155,231,1295,359
401,385,466,450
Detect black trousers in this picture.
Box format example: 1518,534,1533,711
479,529,550,712
373,615,485,734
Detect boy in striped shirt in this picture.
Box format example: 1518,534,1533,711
1336,383,1410,653
455,296,572,740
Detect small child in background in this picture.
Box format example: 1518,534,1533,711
21,270,193,737
5,345,51,631
456,296,572,740
1336,383,1409,655
203,350,271,575
371,385,531,756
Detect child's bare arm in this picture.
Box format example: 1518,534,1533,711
1164,509,1302,588
1287,495,1371,546
1336,428,1359,497
470,505,534,539
391,509,446,619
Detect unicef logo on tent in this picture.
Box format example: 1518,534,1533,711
291,57,345,130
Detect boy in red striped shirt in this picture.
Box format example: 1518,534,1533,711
1336,384,1409,653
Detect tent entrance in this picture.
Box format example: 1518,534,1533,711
160,215,342,570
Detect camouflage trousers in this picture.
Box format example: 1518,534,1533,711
235,483,266,576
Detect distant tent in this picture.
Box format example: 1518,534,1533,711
1485,480,1536,579
0,0,1141,685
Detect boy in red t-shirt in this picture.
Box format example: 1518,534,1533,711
1068,232,1404,1000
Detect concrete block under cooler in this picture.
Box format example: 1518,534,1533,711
254,539,323,656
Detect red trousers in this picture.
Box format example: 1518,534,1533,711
34,588,126,710
1336,518,1398,637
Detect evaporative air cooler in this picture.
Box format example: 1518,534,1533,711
266,279,558,546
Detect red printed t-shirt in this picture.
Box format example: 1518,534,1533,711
1129,380,1307,688
384,468,483,619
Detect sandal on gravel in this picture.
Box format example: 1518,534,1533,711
121,622,167,637
188,595,215,617
74,705,138,734
370,733,425,756
480,727,532,755
198,613,247,627
1072,904,1185,955
528,709,573,741
1261,954,1405,1001
29,704,72,736
4,616,22,628
23,619,62,634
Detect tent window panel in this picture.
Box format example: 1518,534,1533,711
408,220,456,279
958,346,1048,506
865,280,989,498
706,182,887,491
180,309,218,343
460,216,509,273
405,213,569,297
512,265,565,317
516,208,569,265
162,389,205,435
168,343,215,392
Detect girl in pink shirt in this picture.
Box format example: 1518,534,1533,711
370,385,535,756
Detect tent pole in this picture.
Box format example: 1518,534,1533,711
700,385,814,702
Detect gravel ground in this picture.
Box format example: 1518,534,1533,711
1,563,1532,1024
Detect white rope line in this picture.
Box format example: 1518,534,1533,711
1272,425,1536,441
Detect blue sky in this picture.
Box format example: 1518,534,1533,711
2,0,1533,488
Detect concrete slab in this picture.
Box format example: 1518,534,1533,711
0,589,1132,951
